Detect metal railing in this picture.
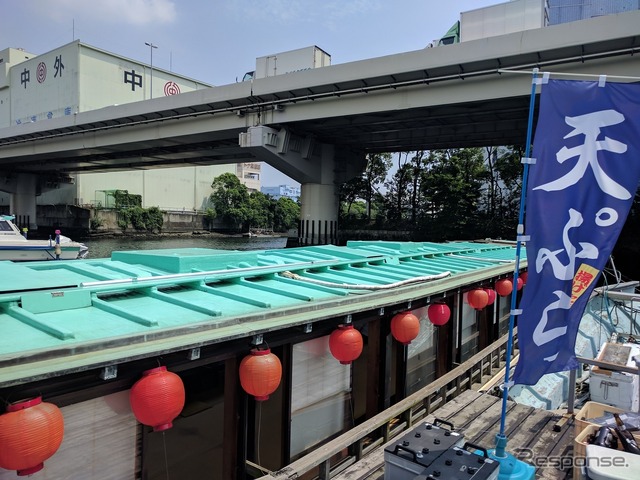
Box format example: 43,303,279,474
254,331,516,480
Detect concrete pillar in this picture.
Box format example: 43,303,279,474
10,173,38,231
299,183,339,245
299,144,339,245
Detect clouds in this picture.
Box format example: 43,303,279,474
49,0,177,25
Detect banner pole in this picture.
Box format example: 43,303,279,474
489,69,539,480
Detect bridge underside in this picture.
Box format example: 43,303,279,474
1,11,638,232
0,96,532,178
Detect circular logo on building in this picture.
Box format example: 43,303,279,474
36,62,47,83
164,81,181,96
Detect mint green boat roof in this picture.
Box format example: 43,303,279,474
0,240,526,386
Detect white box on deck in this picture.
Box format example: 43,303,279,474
590,342,640,412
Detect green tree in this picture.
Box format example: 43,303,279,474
420,148,488,240
247,191,274,230
480,145,523,239
274,197,300,232
203,207,216,231
383,152,415,229
339,153,392,224
209,173,250,231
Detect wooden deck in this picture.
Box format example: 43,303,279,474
335,390,574,480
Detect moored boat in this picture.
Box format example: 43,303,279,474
0,215,88,261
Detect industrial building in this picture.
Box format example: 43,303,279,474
0,41,254,216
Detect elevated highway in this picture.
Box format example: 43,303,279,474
1,11,639,236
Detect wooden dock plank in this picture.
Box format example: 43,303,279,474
335,390,574,480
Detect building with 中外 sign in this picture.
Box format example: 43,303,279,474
0,41,255,213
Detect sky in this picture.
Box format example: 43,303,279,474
1,0,500,185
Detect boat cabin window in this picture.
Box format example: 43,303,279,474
0,220,14,232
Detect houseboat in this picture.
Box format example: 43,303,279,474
0,240,526,479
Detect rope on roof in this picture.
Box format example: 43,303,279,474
279,271,451,291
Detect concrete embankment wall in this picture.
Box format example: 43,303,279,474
28,206,228,236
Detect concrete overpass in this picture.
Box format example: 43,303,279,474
1,11,639,238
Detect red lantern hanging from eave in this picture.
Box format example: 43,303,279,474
239,348,283,401
0,397,64,476
495,279,513,297
515,277,524,291
391,312,421,344
466,289,489,310
520,271,528,286
484,288,497,305
329,324,363,364
427,303,451,326
130,366,185,432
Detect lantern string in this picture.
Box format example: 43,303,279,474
162,431,170,480
348,391,355,428
256,401,262,466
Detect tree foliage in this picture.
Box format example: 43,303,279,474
339,153,392,224
209,173,251,231
340,147,524,241
274,197,300,232
117,206,163,232
208,173,300,233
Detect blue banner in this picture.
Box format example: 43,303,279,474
513,79,640,385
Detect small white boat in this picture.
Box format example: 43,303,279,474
0,215,89,261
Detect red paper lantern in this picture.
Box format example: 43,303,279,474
484,288,497,305
0,397,64,476
466,289,489,310
520,271,528,285
427,303,451,326
130,366,185,432
329,324,363,364
391,312,421,344
239,348,282,401
495,279,513,297
515,277,524,291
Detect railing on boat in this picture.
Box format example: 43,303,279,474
253,330,516,480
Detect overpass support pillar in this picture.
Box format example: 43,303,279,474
299,183,338,245
10,173,38,231
240,126,366,245
298,143,339,246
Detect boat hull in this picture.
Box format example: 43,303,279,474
0,245,84,261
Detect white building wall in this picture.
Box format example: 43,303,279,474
0,47,38,128
9,40,242,211
460,0,547,42
47,165,234,211
9,42,80,125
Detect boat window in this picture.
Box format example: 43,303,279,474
406,306,438,394
460,301,479,361
0,220,14,232
290,336,352,459
0,392,138,480
141,364,225,479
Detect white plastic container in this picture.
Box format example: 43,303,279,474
590,343,640,412
585,444,640,480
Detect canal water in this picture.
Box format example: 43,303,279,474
80,235,289,259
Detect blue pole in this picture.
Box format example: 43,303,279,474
495,68,540,456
